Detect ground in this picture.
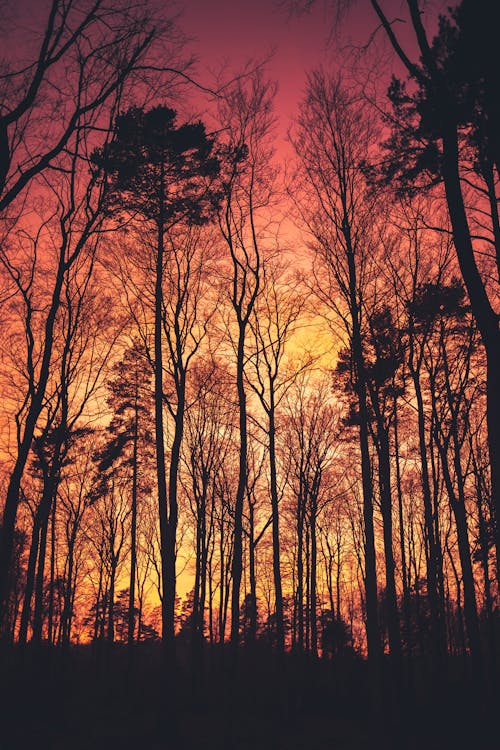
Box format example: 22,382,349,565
0,644,496,749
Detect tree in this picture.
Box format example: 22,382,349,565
414,280,482,663
247,261,307,652
97,341,154,646
282,375,340,655
362,305,404,664
291,70,382,664
291,0,500,614
182,358,235,641
216,72,277,649
370,0,500,600
0,0,169,213
93,104,219,648
15,252,117,645
0,121,113,630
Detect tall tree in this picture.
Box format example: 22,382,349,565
0,122,112,630
370,0,500,597
93,105,219,647
216,72,277,648
97,341,154,646
247,262,306,652
291,70,382,664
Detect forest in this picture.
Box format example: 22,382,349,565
0,0,498,748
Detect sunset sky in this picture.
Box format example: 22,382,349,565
2,0,435,147
181,0,389,137
1,7,498,747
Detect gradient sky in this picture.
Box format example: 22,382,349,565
180,0,390,136
177,0,439,150
182,0,335,119
4,0,434,148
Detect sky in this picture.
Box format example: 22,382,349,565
3,0,439,150
182,0,336,118
174,0,444,155
179,0,387,138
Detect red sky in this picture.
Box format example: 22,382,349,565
179,0,442,145
5,0,443,148
181,0,337,122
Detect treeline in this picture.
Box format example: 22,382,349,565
0,0,498,686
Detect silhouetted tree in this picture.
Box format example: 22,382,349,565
93,104,219,648
216,72,277,649
291,71,382,665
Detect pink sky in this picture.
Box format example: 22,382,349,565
178,0,441,145
180,1,384,132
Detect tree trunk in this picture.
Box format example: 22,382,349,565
18,512,42,645
154,216,169,647
376,421,402,662
47,499,56,645
310,506,318,657
0,260,66,628
62,535,76,645
128,378,139,647
165,398,185,646
393,397,412,654
230,331,248,648
344,216,381,664
296,491,305,652
409,360,447,661
268,402,285,652
32,487,53,643
441,124,500,598
107,563,116,643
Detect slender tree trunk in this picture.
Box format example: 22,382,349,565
208,548,214,645
376,421,402,662
47,499,56,645
344,224,380,663
154,216,169,647
438,436,482,663
32,487,54,643
305,524,310,653
310,506,318,657
248,502,257,645
199,501,208,636
107,562,116,643
409,361,447,661
268,402,285,652
218,516,225,644
93,559,104,643
19,513,42,645
193,511,202,634
473,448,496,662
393,398,411,654
128,378,139,647
323,537,335,619
62,536,76,645
165,398,185,645
230,332,248,648
0,260,66,627
336,535,342,623
297,493,305,652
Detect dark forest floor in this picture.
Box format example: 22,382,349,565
0,644,497,750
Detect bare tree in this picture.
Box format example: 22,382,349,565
291,70,382,664
217,71,277,648
247,261,307,652
0,0,166,212
0,120,114,628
